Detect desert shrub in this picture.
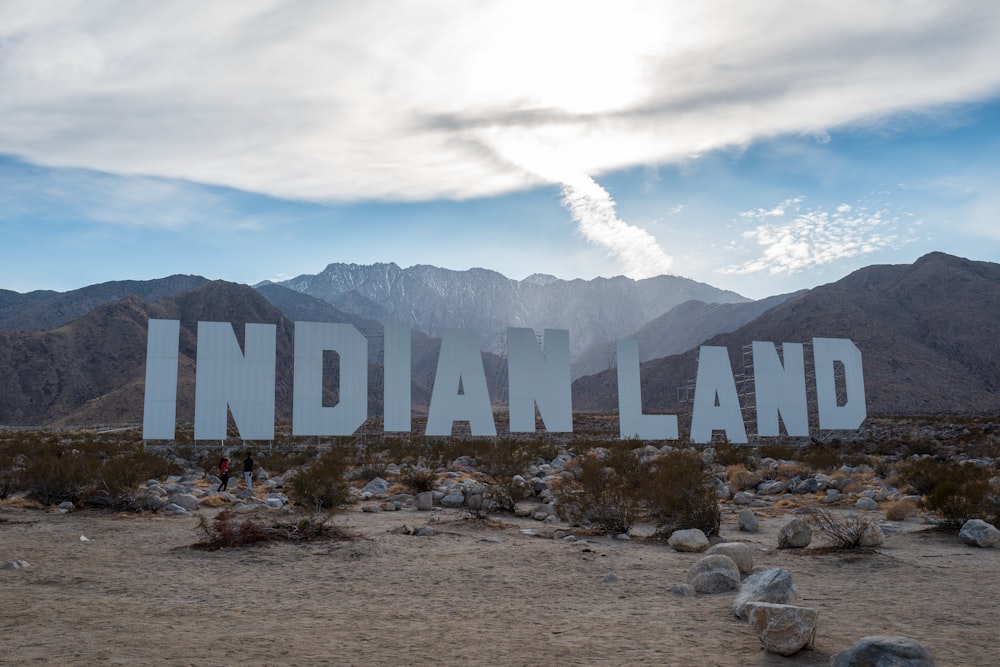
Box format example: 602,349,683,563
642,448,721,537
808,507,880,549
554,448,645,534
897,459,1000,526
711,441,750,467
401,465,438,493
726,465,761,491
474,440,533,513
803,445,840,472
757,443,800,461
19,449,99,505
254,447,315,477
289,447,352,511
193,511,354,550
884,499,918,521
92,449,182,510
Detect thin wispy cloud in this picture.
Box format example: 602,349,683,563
559,175,673,279
723,198,910,275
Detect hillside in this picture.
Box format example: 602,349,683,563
571,252,1000,423
276,262,749,357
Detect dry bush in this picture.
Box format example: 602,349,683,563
19,450,99,505
400,465,438,493
808,507,880,549
884,499,918,521
643,448,721,538
192,511,354,550
898,458,1000,526
288,447,352,511
726,465,761,491
554,448,645,534
475,440,534,514
713,441,751,467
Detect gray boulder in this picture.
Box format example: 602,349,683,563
746,602,818,656
959,519,1000,547
778,517,812,549
738,508,759,533
439,491,465,508
667,528,709,552
706,542,753,574
856,497,878,510
167,493,200,511
415,491,434,511
733,568,796,619
830,635,934,666
687,554,741,594
360,477,390,497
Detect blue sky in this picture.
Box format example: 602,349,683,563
1,2,999,299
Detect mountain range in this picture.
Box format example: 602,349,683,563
0,252,997,429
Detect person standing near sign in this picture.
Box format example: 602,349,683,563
217,455,231,492
243,452,254,491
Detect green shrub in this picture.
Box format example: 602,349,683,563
289,447,352,511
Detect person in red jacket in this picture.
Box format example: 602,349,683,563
217,456,231,492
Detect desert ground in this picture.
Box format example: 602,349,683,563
2,502,996,666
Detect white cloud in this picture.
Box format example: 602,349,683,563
1,1,1000,204
722,198,909,275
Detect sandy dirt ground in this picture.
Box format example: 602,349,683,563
1,504,998,666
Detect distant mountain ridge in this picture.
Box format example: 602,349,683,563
0,253,996,427
274,262,749,357
572,252,1000,420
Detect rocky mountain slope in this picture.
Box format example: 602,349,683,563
571,252,1000,422
0,274,208,332
0,280,503,427
274,263,749,357
570,291,803,379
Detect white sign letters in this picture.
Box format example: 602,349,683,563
142,319,866,443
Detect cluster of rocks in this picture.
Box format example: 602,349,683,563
667,527,933,664
133,469,290,515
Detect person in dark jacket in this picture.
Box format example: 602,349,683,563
243,452,254,491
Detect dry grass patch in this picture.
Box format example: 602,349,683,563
884,499,918,521
192,510,356,551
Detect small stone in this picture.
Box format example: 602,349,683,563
603,573,619,583
414,492,434,511
520,529,540,537
777,518,812,549
738,509,759,533
830,635,935,666
860,523,885,547
439,491,465,508
58,501,74,510
416,527,434,537
615,533,630,541
361,504,381,513
669,583,696,597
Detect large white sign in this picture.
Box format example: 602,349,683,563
142,319,866,443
